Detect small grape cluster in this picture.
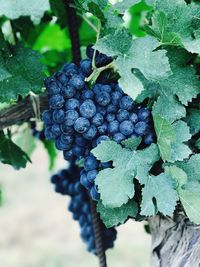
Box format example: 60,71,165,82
51,162,117,253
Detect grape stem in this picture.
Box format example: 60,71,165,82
85,61,114,84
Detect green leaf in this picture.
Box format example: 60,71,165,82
153,114,175,161
114,0,141,13
147,0,200,53
95,30,171,99
121,137,142,150
42,140,57,170
145,11,181,46
138,49,199,122
92,141,159,207
141,172,178,216
175,154,200,182
0,131,31,169
170,121,191,162
0,45,45,102
186,109,200,135
97,199,138,228
14,128,36,156
166,165,200,224
0,0,50,24
49,0,68,28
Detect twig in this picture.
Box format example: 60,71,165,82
0,94,49,130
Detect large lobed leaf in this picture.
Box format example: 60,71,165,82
0,45,45,103
146,0,200,53
95,29,171,100
0,131,31,169
0,0,50,24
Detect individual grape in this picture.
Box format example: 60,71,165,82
84,154,98,171
111,91,122,105
41,110,52,125
90,186,100,201
65,110,79,126
51,124,62,136
81,89,94,100
65,98,80,111
116,109,129,122
74,117,90,133
49,94,65,109
56,137,72,151
108,120,119,135
60,134,74,145
144,132,155,145
79,100,97,119
52,109,65,124
61,85,76,99
130,113,138,124
83,125,97,140
106,113,115,122
87,170,98,183
91,113,104,126
113,132,126,143
119,96,134,111
97,123,108,135
119,120,134,136
95,91,111,106
134,121,149,136
80,59,92,76
70,74,85,90
137,107,151,121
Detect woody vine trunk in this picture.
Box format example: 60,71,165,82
148,215,200,267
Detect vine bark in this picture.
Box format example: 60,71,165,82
149,215,200,267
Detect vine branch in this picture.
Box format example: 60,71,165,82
0,94,48,130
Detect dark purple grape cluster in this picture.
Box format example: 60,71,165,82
51,162,117,253
42,46,156,202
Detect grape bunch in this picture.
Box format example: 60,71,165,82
51,162,117,253
42,45,156,201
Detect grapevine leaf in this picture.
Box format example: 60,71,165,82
114,0,141,13
146,0,200,53
77,0,123,29
166,165,200,224
0,0,50,24
145,11,181,46
138,49,199,122
95,30,171,99
153,115,175,162
175,154,200,182
152,95,186,124
121,137,142,150
42,140,57,170
92,141,159,208
49,0,68,28
186,109,200,135
0,45,45,103
170,121,191,162
0,131,31,169
140,173,178,216
97,199,138,228
14,128,36,156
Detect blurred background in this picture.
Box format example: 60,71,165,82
0,143,151,267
